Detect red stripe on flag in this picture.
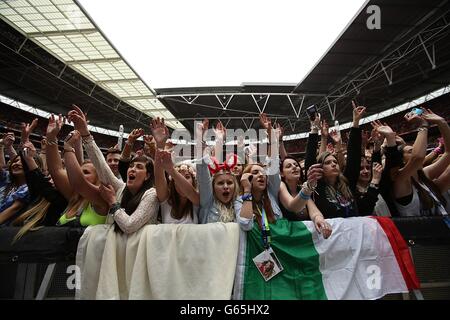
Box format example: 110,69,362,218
371,216,420,290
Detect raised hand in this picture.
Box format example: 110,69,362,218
159,150,174,172
371,162,383,185
22,141,37,159
68,104,89,136
240,173,253,193
127,128,144,145
245,144,257,159
143,134,155,146
371,120,395,138
46,114,64,141
329,129,342,144
306,163,323,188
404,111,427,127
195,118,209,142
326,142,335,153
2,132,15,148
164,141,174,152
421,108,445,124
274,122,284,141
40,138,47,152
369,128,382,144
352,100,366,126
259,113,271,130
150,117,169,149
320,120,329,138
214,120,227,141
21,118,38,143
310,112,321,131
64,130,81,148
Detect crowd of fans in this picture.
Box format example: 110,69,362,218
1,100,449,243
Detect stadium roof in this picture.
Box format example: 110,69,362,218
157,0,450,136
0,0,449,138
0,0,183,131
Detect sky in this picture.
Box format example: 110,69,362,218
78,0,368,89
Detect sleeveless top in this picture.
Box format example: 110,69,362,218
395,182,447,217
57,203,106,227
279,182,308,221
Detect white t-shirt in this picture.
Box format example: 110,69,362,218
160,200,199,224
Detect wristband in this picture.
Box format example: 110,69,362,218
298,190,311,200
109,202,121,216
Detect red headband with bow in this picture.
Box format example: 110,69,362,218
208,153,238,175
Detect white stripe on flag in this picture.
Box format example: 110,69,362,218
305,217,408,300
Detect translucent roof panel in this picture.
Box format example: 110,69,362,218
0,0,93,34
33,32,118,62
72,61,136,82
0,0,183,130
102,81,153,98
126,99,160,111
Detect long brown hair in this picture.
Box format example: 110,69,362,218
242,164,276,227
167,164,197,220
279,156,305,192
412,170,447,212
316,152,353,201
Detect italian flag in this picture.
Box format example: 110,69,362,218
233,217,420,300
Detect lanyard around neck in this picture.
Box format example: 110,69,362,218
256,204,271,249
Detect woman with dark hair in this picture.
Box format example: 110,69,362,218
305,101,366,219
278,156,332,238
235,113,283,231
391,108,449,216
69,106,159,233
237,162,282,231
11,138,68,240
0,153,30,225
151,117,200,224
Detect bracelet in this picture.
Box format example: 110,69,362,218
369,183,379,190
46,139,58,146
82,135,94,144
64,148,75,153
109,202,121,216
303,181,316,193
298,190,311,200
241,193,253,201
418,127,428,132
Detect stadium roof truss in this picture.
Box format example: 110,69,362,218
0,0,183,130
157,0,450,137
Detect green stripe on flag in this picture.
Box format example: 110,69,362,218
243,218,327,300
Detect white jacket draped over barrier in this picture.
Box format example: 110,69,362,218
76,223,240,300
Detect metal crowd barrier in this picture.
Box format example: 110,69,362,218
0,217,449,300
